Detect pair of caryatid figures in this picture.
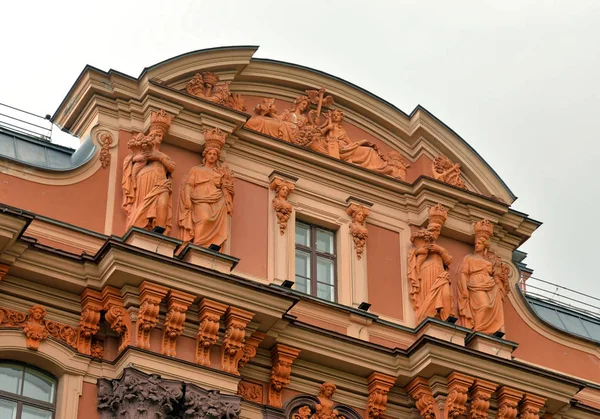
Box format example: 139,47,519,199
408,204,510,335
122,110,234,249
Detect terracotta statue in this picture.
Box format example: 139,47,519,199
178,128,234,248
316,382,337,416
432,155,467,189
186,72,246,112
246,96,311,142
346,204,370,260
122,110,175,233
458,220,510,334
270,178,295,235
407,204,455,324
23,305,48,350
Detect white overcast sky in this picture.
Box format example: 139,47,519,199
2,1,599,303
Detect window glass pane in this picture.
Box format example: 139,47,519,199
295,223,310,246
0,399,17,419
295,250,311,279
21,405,53,419
23,369,54,403
317,257,334,285
0,364,23,394
295,276,310,295
317,283,334,302
316,229,334,254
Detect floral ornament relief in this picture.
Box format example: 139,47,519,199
270,177,296,235
432,155,467,189
98,132,113,168
346,203,370,260
237,380,263,403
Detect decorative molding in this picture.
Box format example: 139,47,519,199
184,381,242,418
135,281,168,350
268,344,301,408
238,380,263,403
406,377,437,419
221,306,255,375
236,331,266,370
496,387,524,419
77,289,102,355
0,263,9,280
195,298,227,366
519,393,546,419
346,202,371,260
270,177,296,235
91,340,104,359
98,132,113,168
445,372,474,419
468,379,498,419
366,372,396,419
162,289,196,357
101,286,132,352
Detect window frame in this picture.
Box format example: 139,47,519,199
0,362,57,419
294,221,338,302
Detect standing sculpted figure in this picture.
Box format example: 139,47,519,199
458,220,510,334
122,110,175,233
407,204,455,323
178,128,234,249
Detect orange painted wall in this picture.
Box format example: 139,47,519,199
405,154,433,184
230,179,269,278
367,224,403,320
77,382,100,419
0,169,109,233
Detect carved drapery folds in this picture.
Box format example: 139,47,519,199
245,88,410,181
407,204,455,324
179,127,235,249
185,71,246,112
432,155,467,189
98,368,241,419
367,373,396,419
78,289,102,355
346,203,370,260
496,387,524,419
122,109,176,234
268,344,301,408
458,219,510,334
162,289,196,357
195,298,227,366
136,282,168,350
99,132,113,168
468,379,497,419
270,177,296,235
407,377,437,419
445,372,474,419
221,307,254,375
102,286,132,352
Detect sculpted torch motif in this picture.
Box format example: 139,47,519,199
432,155,467,189
270,178,296,235
179,127,234,249
458,219,510,334
346,203,370,260
407,204,455,324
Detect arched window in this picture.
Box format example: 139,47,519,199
0,363,56,419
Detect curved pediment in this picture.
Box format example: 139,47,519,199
53,46,515,203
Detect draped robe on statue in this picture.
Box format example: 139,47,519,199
458,254,504,333
179,166,233,247
122,159,172,233
245,110,306,143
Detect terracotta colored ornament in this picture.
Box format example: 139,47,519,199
346,204,370,260
406,377,437,419
235,331,265,370
45,319,78,350
519,393,546,419
0,264,9,281
161,290,195,357
407,204,455,324
386,151,410,181
367,373,396,419
221,307,254,375
237,380,263,403
195,298,227,366
246,95,312,142
458,220,510,334
445,372,475,419
179,127,234,249
186,72,246,111
432,155,467,189
135,282,168,350
99,132,113,168
23,305,48,350
91,341,104,359
77,289,102,355
495,387,524,419
268,344,301,408
270,178,296,235
102,286,132,353
468,379,497,419
0,307,27,328
122,110,176,234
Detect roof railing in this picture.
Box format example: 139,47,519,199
0,103,53,140
520,275,600,320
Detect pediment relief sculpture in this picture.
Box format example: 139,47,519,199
186,71,246,112
432,155,467,189
408,204,455,324
246,89,410,181
179,127,235,249
458,220,510,334
122,109,176,234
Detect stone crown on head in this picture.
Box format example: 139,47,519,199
150,110,172,134
474,219,494,241
204,127,226,151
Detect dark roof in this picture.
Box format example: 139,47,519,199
0,127,96,171
525,294,600,344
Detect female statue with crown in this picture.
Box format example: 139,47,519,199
407,204,455,324
178,128,235,248
122,110,175,233
458,219,510,334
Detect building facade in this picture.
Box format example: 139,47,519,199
0,46,598,419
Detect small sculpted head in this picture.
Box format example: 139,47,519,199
295,96,310,113
474,236,489,253
203,148,220,165
29,305,46,321
427,223,442,240
330,109,344,123
319,382,336,398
